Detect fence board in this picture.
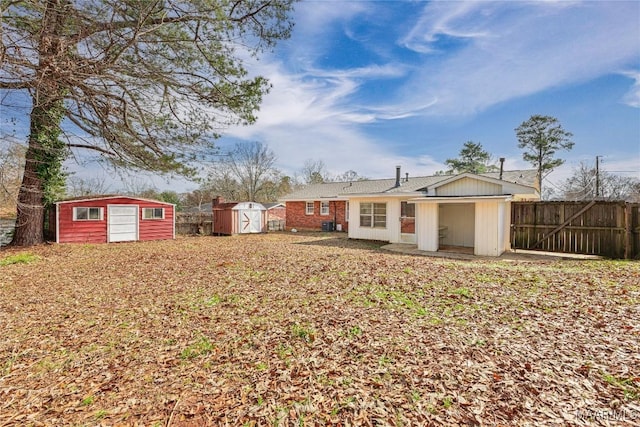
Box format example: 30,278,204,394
511,201,639,259
175,212,213,236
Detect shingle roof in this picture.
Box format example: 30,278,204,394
280,170,537,201
481,169,538,187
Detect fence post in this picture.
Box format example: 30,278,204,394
625,203,631,259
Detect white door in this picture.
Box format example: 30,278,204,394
239,209,262,233
108,205,138,242
400,201,416,243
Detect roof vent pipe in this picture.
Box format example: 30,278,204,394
395,166,401,187
405,172,409,182
499,158,505,180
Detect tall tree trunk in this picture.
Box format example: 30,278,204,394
11,0,69,247
12,143,46,246
11,97,66,246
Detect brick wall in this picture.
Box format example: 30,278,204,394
285,201,349,232
267,207,286,221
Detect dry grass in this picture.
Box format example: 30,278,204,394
1,233,639,426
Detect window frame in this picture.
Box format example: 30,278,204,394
142,207,165,220
73,207,103,221
320,201,330,216
305,201,314,215
401,201,415,218
359,202,386,229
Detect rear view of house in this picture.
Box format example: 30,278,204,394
281,166,540,256
50,196,175,243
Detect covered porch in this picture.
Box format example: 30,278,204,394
411,195,512,257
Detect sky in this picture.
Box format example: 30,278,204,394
3,0,640,196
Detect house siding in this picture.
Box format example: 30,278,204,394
138,201,175,241
286,201,348,231
57,201,108,243
474,201,501,256
348,198,401,242
415,203,439,252
435,177,502,196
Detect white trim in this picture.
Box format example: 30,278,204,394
345,201,349,222
56,203,60,243
107,204,139,243
142,207,165,220
427,173,536,193
320,201,330,216
344,192,425,199
72,206,104,221
305,201,314,215
359,202,387,229
280,197,350,202
410,195,512,204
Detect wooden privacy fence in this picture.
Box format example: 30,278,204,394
511,201,640,259
268,219,285,232
175,212,213,236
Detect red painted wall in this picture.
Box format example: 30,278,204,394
285,201,348,231
55,197,174,243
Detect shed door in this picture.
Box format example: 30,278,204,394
108,205,139,242
239,209,262,234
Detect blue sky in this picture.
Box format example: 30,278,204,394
217,0,640,194
3,0,640,195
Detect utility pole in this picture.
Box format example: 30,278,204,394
595,155,602,199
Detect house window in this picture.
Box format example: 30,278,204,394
143,208,164,220
305,201,314,215
320,201,330,216
401,201,415,218
73,207,102,221
359,202,386,228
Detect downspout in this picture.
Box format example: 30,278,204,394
333,201,337,230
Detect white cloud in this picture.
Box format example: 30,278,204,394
397,1,640,116
200,1,640,185
620,70,640,108
399,1,490,54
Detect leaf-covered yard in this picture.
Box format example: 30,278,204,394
1,234,639,426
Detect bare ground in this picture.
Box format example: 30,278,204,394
1,233,639,426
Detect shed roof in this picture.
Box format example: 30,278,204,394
55,195,175,206
263,202,285,210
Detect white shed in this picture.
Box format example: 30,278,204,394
212,197,267,235
233,202,267,234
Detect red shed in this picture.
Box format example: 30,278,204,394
212,196,267,235
50,195,175,244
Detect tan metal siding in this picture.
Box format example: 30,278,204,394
348,198,395,242
415,203,439,252
474,201,500,256
436,177,502,196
